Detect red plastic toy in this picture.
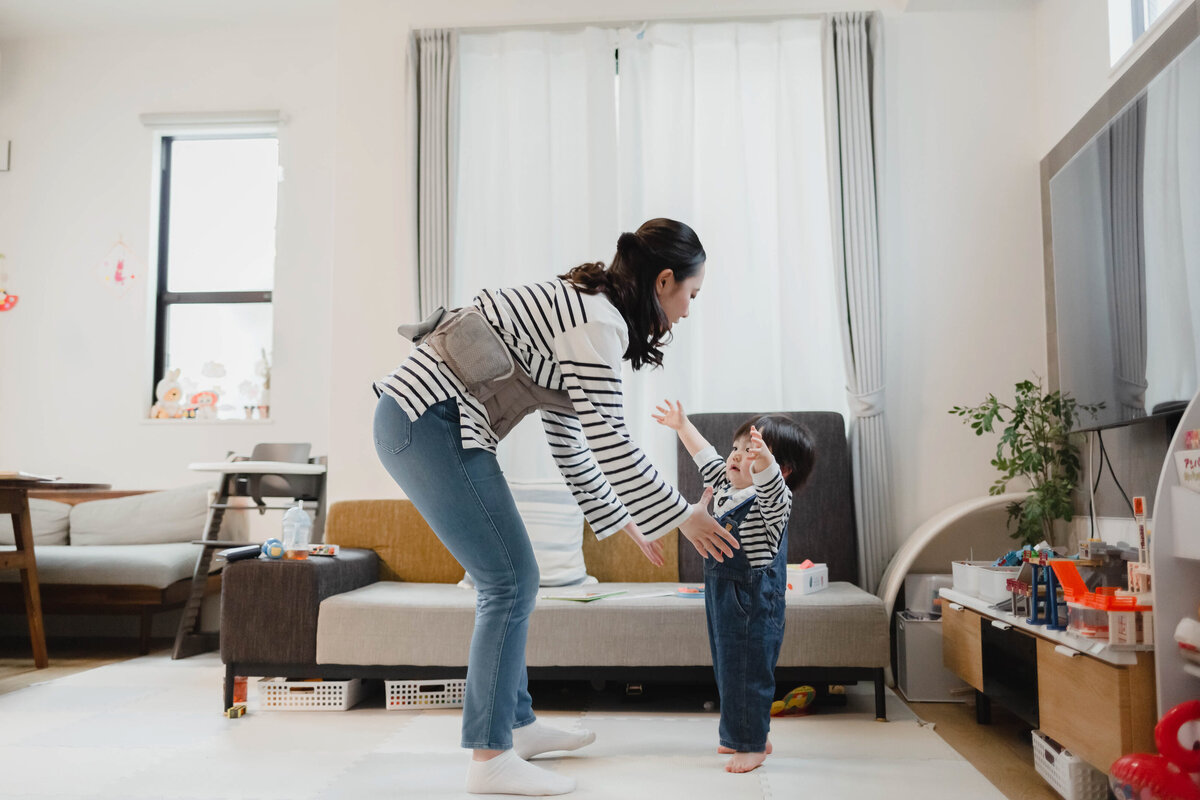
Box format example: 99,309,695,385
1109,700,1200,800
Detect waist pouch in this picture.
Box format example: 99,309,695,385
400,306,572,440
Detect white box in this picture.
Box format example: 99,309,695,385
951,560,992,597
787,563,828,594
1032,730,1108,800
895,611,970,702
386,679,467,710
258,677,366,711
973,565,1022,604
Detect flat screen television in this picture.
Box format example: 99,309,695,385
1047,32,1200,432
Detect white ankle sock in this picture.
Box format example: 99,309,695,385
512,720,597,760
465,750,575,796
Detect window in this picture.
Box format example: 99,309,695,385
152,134,278,420
1109,0,1181,66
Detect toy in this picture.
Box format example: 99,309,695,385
770,685,816,717
225,704,247,719
189,390,219,420
149,368,184,419
1109,699,1200,800
260,538,284,559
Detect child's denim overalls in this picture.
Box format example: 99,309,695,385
703,494,789,752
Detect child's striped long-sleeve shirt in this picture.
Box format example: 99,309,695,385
692,445,792,567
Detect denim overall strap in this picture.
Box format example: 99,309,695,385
703,495,757,581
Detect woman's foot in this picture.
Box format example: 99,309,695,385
513,720,596,760
724,750,768,773
465,750,575,795
718,740,771,755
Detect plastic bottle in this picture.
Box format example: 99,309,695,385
282,502,312,560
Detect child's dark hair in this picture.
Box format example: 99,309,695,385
733,415,817,492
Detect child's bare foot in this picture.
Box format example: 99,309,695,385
718,740,771,755
724,751,767,773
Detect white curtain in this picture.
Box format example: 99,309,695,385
453,27,619,479
616,20,848,490
825,13,891,593
1144,39,1200,411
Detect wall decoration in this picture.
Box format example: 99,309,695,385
0,253,17,312
99,237,137,290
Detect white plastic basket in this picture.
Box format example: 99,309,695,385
386,679,467,710
1032,730,1108,800
258,677,366,711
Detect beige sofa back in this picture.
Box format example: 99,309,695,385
325,499,680,584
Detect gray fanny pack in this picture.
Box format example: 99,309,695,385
397,307,572,440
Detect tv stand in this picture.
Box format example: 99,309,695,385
941,588,1155,772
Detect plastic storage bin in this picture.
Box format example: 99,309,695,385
895,611,970,702
1032,729,1108,800
258,677,366,711
951,560,992,597
974,565,1022,604
386,679,467,709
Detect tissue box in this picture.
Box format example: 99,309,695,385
787,563,828,595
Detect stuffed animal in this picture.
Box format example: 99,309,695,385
771,685,816,717
149,368,184,419
190,390,219,420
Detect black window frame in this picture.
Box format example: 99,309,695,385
151,133,276,406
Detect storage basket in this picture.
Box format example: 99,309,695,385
386,679,467,710
1032,730,1108,800
258,677,366,711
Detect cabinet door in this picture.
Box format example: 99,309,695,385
942,603,983,690
1037,639,1156,772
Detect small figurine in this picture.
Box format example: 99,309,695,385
149,368,184,419
190,391,219,420
260,538,284,559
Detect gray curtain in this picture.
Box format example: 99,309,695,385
1100,96,1148,421
411,29,458,316
824,12,892,593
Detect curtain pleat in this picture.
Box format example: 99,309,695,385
826,12,892,593
413,29,458,317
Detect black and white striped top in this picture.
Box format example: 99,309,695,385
693,446,791,568
375,278,692,542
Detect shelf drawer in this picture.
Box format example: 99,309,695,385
1036,639,1156,772
942,602,983,691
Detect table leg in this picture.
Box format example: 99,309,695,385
6,490,48,668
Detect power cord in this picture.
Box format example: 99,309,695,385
1096,428,1137,518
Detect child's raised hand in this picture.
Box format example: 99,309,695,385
747,425,776,475
651,399,687,431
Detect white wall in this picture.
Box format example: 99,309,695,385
0,0,1116,564
0,25,336,490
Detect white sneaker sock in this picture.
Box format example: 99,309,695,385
465,750,575,796
512,720,597,760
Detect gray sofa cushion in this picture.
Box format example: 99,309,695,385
677,412,857,584
0,542,202,588
315,581,887,669
69,484,210,545
0,499,71,546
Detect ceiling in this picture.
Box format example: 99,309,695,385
0,0,337,38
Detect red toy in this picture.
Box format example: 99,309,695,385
1109,700,1200,800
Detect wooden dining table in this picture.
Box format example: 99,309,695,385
0,479,111,667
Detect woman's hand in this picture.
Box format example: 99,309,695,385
621,520,664,567
746,425,777,475
678,487,740,561
651,399,687,431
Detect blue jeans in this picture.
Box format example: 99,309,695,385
373,395,539,750
703,500,787,752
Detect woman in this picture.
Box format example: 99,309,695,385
373,218,738,796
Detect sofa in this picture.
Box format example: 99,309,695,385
219,412,890,717
0,485,226,653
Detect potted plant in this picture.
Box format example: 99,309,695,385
950,376,1103,546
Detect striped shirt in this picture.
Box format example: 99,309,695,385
375,278,692,542
693,445,791,568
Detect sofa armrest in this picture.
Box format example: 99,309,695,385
220,548,379,665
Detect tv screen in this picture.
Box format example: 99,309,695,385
1048,35,1200,431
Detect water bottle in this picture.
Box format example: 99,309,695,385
282,502,312,561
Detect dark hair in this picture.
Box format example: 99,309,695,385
733,415,817,492
560,218,706,370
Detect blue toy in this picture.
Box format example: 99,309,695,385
261,538,284,559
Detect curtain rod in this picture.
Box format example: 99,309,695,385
440,12,832,37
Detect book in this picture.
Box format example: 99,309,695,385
0,470,61,482
539,589,627,602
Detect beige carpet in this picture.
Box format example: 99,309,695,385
0,652,1005,799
